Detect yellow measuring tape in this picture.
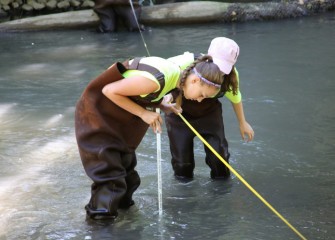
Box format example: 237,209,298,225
178,113,307,240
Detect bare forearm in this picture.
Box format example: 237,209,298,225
231,101,254,141
101,76,163,132
105,93,146,118
101,76,156,118
231,101,246,124
106,94,163,133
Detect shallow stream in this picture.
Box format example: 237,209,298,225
0,12,334,240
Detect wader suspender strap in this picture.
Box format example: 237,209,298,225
129,57,166,102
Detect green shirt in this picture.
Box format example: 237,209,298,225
122,56,181,102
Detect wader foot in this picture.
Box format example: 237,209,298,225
119,199,135,209
174,174,193,182
85,204,118,220
211,174,230,181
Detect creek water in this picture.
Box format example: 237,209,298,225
0,12,334,240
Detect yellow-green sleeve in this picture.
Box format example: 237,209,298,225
167,52,195,70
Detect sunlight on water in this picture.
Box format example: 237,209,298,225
44,114,64,127
17,63,50,74
0,134,78,238
0,103,17,122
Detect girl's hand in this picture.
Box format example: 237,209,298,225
239,121,254,142
140,110,163,133
160,94,182,115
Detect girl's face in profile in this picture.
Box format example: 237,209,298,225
183,73,220,102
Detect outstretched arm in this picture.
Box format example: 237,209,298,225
231,101,254,142
102,75,163,133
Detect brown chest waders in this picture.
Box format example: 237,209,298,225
75,59,165,219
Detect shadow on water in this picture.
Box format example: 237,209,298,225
0,12,335,240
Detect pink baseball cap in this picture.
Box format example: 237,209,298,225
208,37,240,74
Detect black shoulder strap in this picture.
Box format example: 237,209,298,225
129,57,165,84
128,57,166,102
129,57,141,69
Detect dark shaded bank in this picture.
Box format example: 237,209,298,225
0,0,334,31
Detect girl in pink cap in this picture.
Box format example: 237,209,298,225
164,37,254,180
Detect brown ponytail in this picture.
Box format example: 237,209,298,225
222,67,238,95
